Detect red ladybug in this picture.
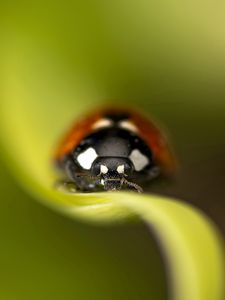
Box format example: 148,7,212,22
55,107,176,192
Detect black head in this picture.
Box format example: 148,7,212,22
91,157,136,191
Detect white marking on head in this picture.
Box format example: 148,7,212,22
100,165,108,174
117,165,125,174
92,118,113,130
119,120,138,133
129,149,149,171
77,147,98,170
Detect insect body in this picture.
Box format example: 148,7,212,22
54,107,176,192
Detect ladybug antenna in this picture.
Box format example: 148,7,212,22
121,177,143,193
76,173,99,180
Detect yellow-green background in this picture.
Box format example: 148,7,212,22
0,1,225,299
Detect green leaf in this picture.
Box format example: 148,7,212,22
1,24,224,300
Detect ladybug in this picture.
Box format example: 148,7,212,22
54,107,176,192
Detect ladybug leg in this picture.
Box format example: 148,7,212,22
121,177,143,193
54,179,77,193
131,166,161,188
71,176,102,193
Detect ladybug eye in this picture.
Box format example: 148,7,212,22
91,162,101,176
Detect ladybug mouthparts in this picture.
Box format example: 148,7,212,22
103,178,122,191
101,176,143,193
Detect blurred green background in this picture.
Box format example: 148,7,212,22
1,1,225,299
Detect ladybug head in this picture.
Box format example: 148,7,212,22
91,157,142,192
